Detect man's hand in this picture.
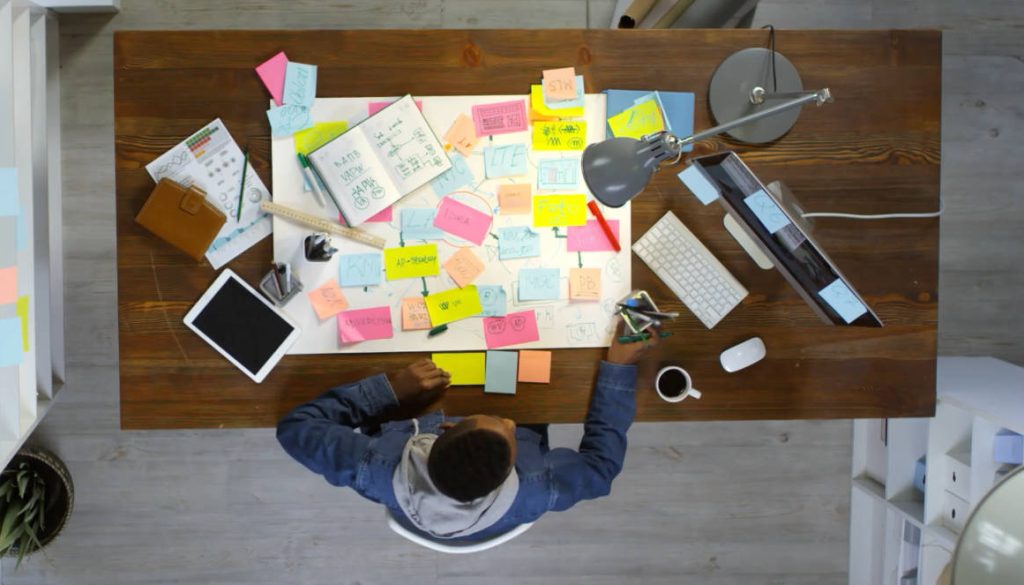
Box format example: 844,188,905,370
387,359,451,406
607,320,662,365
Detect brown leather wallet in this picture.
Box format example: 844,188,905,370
135,178,227,262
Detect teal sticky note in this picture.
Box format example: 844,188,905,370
267,105,313,138
518,268,560,301
817,279,868,324
543,75,585,110
677,164,718,205
283,62,317,108
498,226,541,260
484,350,518,394
0,318,23,367
431,153,475,197
338,253,382,287
484,145,528,179
0,168,17,216
477,285,508,317
744,189,790,234
536,158,578,191
401,208,444,240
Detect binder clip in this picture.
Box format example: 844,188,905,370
304,233,337,262
616,290,678,334
259,262,303,306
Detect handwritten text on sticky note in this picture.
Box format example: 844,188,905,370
498,226,541,260
267,105,313,138
434,197,492,246
338,253,382,287
444,113,479,157
484,145,528,179
425,286,484,326
532,121,587,151
569,268,602,301
430,153,475,198
444,247,485,288
401,297,432,331
401,208,444,240
477,285,508,317
498,184,532,215
384,244,439,280
518,268,560,301
337,306,393,343
536,158,579,190
283,62,317,108
483,310,540,349
472,100,528,136
532,194,587,227
307,278,349,320
542,67,577,101
607,99,665,140
567,219,620,252
530,85,584,120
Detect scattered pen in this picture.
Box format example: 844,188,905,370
428,324,449,337
617,331,673,344
297,153,326,208
236,148,249,221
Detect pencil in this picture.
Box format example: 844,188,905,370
587,200,621,252
617,331,672,344
236,149,249,222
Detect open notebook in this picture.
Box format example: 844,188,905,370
307,95,452,226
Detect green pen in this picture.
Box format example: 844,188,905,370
617,331,673,344
428,324,448,337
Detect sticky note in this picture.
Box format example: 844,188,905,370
532,121,587,151
0,168,18,217
536,158,579,191
483,145,528,179
483,311,540,349
431,352,486,386
472,100,528,136
337,306,393,343
607,99,665,140
0,266,16,304
16,295,28,351
255,51,288,107
0,317,22,367
744,189,791,234
518,350,551,383
294,121,349,155
485,351,519,395
542,67,577,101
401,208,444,240
368,99,423,117
567,219,620,252
477,285,508,317
543,75,585,111
366,206,393,223
307,278,349,320
569,268,601,301
425,286,484,326
498,226,541,260
532,194,587,227
283,62,317,108
677,164,719,205
384,244,439,280
401,297,432,331
338,253,382,287
530,85,584,120
633,92,672,131
818,279,869,324
434,197,493,246
444,247,485,288
518,268,560,301
498,184,532,215
267,105,313,138
430,153,475,197
0,218,15,267
443,113,480,157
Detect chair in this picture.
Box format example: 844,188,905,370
385,509,534,554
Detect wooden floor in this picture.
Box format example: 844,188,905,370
4,0,1022,583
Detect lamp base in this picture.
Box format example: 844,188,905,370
708,48,804,144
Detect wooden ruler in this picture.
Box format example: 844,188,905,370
260,200,387,249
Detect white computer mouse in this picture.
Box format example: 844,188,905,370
720,337,766,373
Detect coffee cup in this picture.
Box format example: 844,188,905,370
655,366,702,403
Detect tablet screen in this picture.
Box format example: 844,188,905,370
190,276,295,375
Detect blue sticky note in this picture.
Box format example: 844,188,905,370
498,226,541,260
817,278,868,324
518,268,560,301
484,350,519,395
267,105,313,138
744,189,790,234
483,145,528,179
477,285,508,317
283,62,317,108
0,318,23,367
543,75,585,110
536,159,579,191
677,165,719,205
338,253,382,287
431,153,475,197
0,168,18,217
401,208,444,240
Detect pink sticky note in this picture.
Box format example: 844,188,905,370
567,220,620,252
483,310,540,349
366,206,393,223
337,306,394,343
256,51,289,107
471,100,528,136
433,197,492,246
0,267,15,304
368,99,423,117
542,67,578,101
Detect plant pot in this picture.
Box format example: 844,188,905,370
1,447,74,558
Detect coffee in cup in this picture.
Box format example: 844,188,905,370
655,366,702,403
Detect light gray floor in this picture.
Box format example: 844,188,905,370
4,1,1023,583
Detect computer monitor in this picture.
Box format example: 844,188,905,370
687,151,883,327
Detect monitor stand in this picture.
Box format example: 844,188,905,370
723,180,813,271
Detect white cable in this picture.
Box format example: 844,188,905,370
801,199,944,220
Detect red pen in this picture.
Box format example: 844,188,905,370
587,200,621,252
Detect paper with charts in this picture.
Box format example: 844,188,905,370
271,94,631,354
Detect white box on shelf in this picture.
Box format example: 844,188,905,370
913,456,926,493
993,429,1023,464
941,491,969,534
945,447,971,501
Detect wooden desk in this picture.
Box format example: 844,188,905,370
114,29,940,429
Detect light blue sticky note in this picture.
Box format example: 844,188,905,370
477,285,508,317
0,168,18,217
483,145,528,179
484,350,519,395
543,75,585,110
518,268,560,301
0,318,23,368
267,105,313,138
283,62,317,108
677,164,719,205
401,208,444,241
498,226,541,260
536,158,579,191
338,253,382,287
744,189,791,234
817,278,868,324
431,153,475,197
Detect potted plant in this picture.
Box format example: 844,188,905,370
0,448,74,567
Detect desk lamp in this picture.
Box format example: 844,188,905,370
944,465,1024,584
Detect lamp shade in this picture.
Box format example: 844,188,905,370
581,137,662,208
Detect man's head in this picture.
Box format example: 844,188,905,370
428,415,517,502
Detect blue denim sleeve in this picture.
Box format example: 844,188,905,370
276,374,399,488
545,361,637,511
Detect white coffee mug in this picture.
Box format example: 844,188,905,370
655,366,702,403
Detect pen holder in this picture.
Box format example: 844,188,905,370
259,270,303,306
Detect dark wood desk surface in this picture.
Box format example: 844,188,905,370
114,29,940,430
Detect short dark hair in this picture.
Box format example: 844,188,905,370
428,424,512,502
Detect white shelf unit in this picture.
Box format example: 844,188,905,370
848,357,1024,585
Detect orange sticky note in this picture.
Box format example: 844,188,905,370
569,268,601,301
518,350,552,383
307,278,349,320
444,248,485,288
498,184,532,215
444,113,480,157
401,297,432,331
542,67,577,101
0,267,16,304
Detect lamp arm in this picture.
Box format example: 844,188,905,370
673,88,833,148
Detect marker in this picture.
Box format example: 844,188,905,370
236,149,249,221
617,331,673,344
428,324,448,337
587,200,621,252
297,153,326,208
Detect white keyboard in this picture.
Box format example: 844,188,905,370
632,211,748,329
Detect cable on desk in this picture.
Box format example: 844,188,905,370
801,199,944,220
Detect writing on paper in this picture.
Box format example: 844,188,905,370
498,226,541,260
384,244,439,280
532,121,587,151
472,100,528,136
532,194,587,227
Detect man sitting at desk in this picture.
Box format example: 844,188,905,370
276,324,659,541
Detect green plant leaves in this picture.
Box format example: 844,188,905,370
0,459,50,564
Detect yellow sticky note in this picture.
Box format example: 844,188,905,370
424,285,483,326
307,278,349,320
533,194,587,227
530,85,584,120
607,99,665,140
444,248,485,288
401,297,432,331
432,352,486,386
498,184,532,215
294,121,349,154
384,244,439,280
16,295,29,352
532,121,587,151
569,268,601,301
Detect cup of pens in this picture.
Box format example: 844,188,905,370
616,290,677,336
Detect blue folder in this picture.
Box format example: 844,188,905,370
604,89,696,152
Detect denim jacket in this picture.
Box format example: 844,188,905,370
276,361,637,542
